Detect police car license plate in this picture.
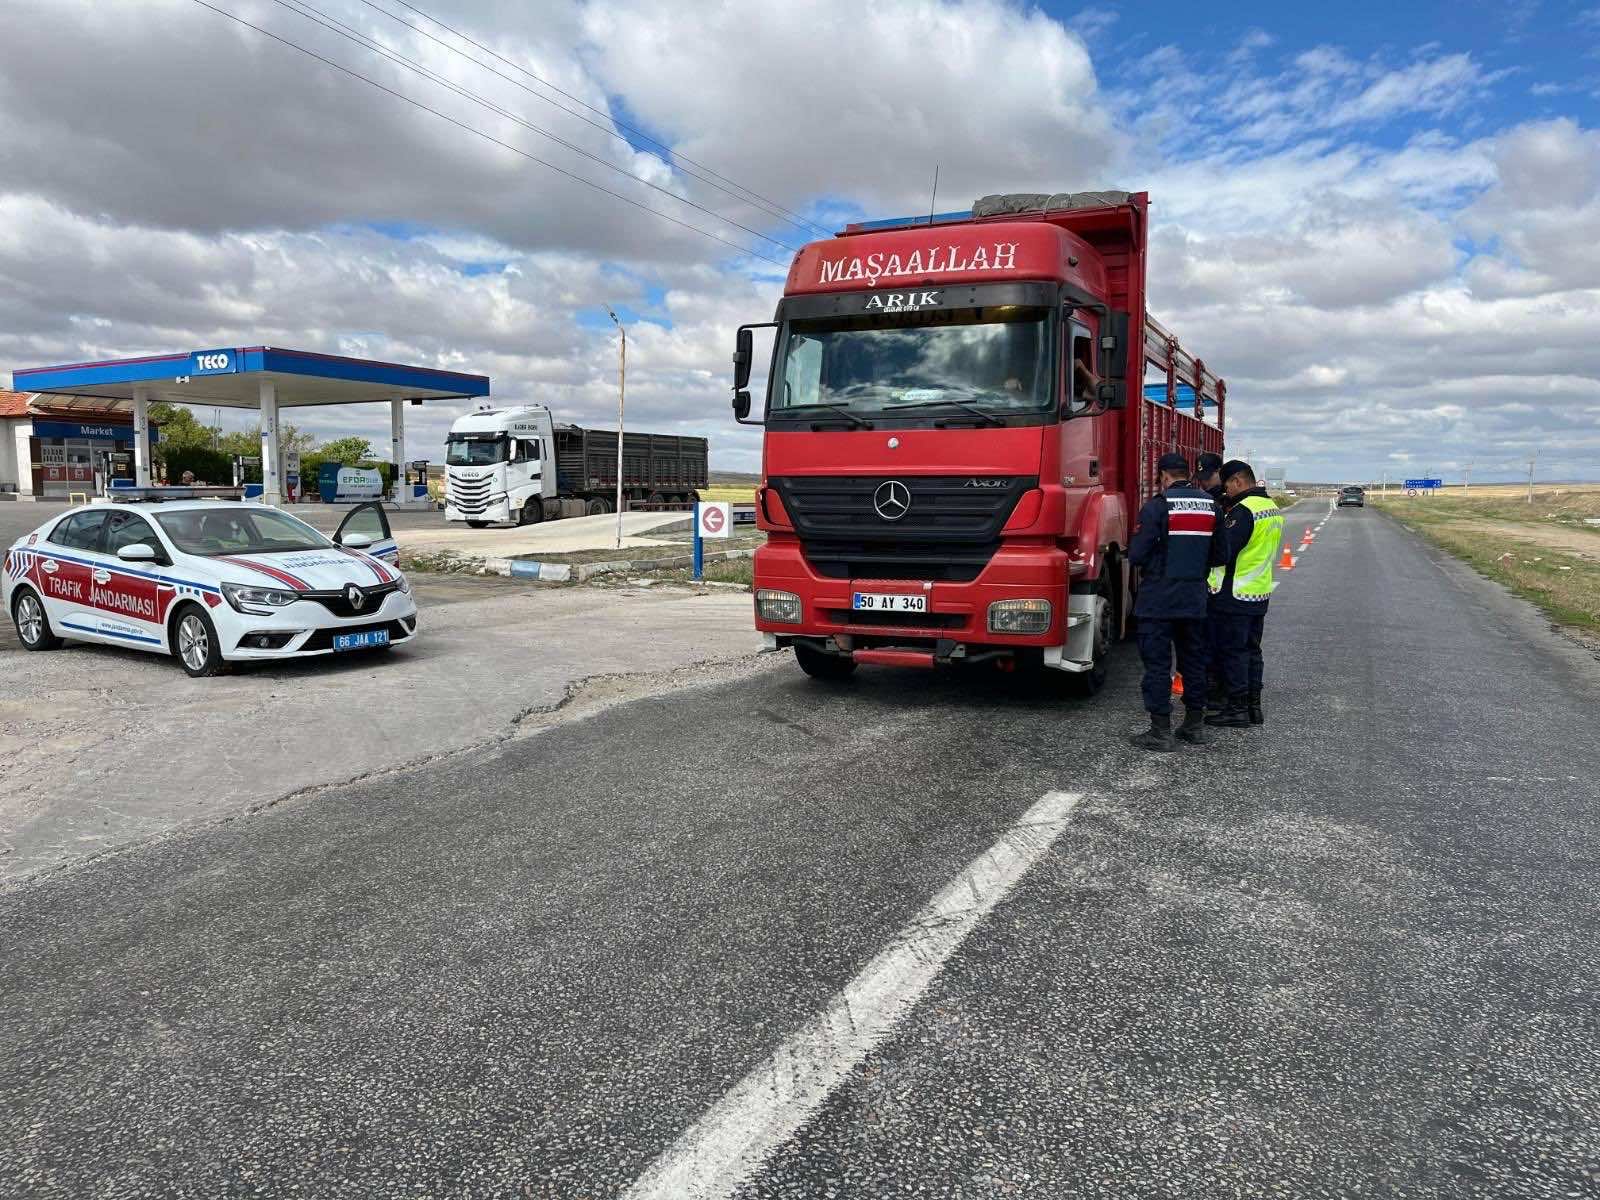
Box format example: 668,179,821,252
333,629,389,651
852,592,926,613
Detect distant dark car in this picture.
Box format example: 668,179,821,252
1338,486,1365,507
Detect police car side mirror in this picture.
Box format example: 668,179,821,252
341,533,375,550
116,543,157,563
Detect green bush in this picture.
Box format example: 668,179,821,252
162,447,232,485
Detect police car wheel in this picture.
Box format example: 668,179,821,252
13,588,62,651
173,605,226,677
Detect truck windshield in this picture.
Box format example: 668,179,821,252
446,436,507,466
773,306,1052,419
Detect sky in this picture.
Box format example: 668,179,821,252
1,0,1598,483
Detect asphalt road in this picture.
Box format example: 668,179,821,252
4,502,1599,1198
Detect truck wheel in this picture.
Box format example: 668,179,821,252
12,588,63,651
518,501,544,526
795,642,856,680
687,490,702,505
1068,571,1115,697
647,492,666,508
586,498,607,516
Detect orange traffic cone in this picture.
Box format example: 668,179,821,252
1171,673,1184,697
1279,545,1295,570
1301,528,1314,543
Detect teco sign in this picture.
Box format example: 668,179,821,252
697,502,731,539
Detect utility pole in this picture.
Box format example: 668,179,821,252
1463,461,1472,490
1527,450,1537,504
605,306,627,549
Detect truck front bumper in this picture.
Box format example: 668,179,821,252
752,539,1104,672
446,499,512,523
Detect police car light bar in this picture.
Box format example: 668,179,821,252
107,485,249,503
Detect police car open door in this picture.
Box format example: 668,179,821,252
333,502,399,566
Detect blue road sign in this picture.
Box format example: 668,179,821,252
1403,478,1443,489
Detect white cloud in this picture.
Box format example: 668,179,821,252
0,1,1596,483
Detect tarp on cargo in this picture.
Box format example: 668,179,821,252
970,191,1132,217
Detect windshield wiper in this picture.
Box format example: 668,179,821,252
775,402,873,429
882,398,1006,427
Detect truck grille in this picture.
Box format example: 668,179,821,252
769,475,1036,582
448,474,494,515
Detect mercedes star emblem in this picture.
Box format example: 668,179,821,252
346,584,365,611
874,479,911,521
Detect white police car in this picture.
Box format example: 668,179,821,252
3,501,415,676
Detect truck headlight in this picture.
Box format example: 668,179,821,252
222,582,300,614
755,589,802,624
988,598,1051,634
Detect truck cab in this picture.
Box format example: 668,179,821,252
733,190,1225,691
444,406,556,527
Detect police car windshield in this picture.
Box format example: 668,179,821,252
155,509,332,557
446,436,506,466
773,306,1052,418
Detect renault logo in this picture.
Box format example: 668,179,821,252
346,584,365,611
873,480,911,521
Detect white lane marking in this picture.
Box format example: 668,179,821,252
623,789,1085,1200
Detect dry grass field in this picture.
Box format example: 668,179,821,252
1373,484,1600,634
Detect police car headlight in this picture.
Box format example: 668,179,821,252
222,582,299,613
396,573,410,595
988,598,1052,634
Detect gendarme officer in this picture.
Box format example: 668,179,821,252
1128,453,1226,751
1206,460,1284,728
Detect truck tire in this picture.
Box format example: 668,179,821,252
795,642,856,680
647,492,666,508
586,498,607,516
1067,569,1115,697
517,501,544,526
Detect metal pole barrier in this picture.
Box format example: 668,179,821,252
693,503,704,581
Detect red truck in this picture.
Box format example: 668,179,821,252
731,190,1225,693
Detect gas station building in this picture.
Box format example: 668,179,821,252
7,347,490,505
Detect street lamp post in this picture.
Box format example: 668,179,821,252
604,306,626,550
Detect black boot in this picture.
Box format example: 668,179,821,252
1206,698,1251,728
1248,691,1265,726
1130,713,1177,752
1175,707,1210,746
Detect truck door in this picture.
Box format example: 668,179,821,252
1061,315,1101,489
333,502,399,570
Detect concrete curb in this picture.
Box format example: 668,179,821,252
489,547,757,583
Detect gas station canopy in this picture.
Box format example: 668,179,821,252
13,346,490,505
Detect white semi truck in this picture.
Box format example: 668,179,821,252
443,405,709,527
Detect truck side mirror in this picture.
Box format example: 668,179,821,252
1098,381,1125,410
733,390,752,420
733,327,754,391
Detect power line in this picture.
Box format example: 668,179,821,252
367,0,833,240
188,0,787,267
268,0,796,253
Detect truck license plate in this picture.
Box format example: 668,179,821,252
852,592,926,613
333,629,390,651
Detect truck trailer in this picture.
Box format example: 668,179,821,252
444,405,708,527
732,190,1225,692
